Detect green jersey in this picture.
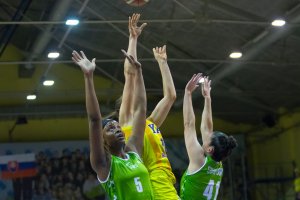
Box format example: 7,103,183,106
180,155,223,200
99,152,154,200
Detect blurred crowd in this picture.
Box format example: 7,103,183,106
13,149,106,200
10,147,188,200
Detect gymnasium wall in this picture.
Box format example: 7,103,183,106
248,109,300,200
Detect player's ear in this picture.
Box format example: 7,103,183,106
207,146,214,154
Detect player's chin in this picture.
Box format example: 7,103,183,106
119,137,125,144
116,136,125,144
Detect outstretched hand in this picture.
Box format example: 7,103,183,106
185,73,203,94
201,77,211,98
72,50,96,75
153,45,167,62
129,13,147,38
121,49,141,69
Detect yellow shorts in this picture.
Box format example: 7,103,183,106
150,168,180,200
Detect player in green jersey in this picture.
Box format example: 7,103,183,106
72,50,153,200
180,74,238,200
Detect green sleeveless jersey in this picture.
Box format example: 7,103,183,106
180,155,223,200
99,152,154,200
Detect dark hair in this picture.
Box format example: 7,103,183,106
210,131,238,162
101,118,114,156
102,118,114,128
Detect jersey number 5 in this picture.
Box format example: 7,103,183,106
203,179,220,200
134,177,144,192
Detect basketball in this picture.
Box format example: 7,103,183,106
124,0,149,7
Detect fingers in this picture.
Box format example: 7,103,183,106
72,57,79,64
131,13,139,25
190,74,200,85
194,73,202,83
121,49,133,63
152,48,156,54
130,13,146,30
153,45,167,54
152,46,163,54
129,55,135,62
208,80,212,91
204,76,211,86
128,16,132,29
186,73,211,94
80,51,87,59
121,49,127,55
201,76,212,92
190,74,197,84
188,73,203,87
92,58,96,65
121,49,128,57
162,45,166,53
121,49,141,67
131,15,135,26
140,23,147,30
72,50,82,61
135,13,140,24
191,74,197,82
191,74,197,80
186,73,202,91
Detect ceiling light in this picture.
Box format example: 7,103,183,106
26,94,36,100
43,80,54,86
66,19,79,26
48,52,60,59
271,19,286,27
229,51,242,59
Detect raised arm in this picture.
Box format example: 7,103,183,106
183,73,205,172
122,50,147,156
200,77,213,146
119,13,147,126
72,50,109,180
148,45,176,127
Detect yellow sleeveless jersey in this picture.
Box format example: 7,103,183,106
122,119,174,174
122,120,178,199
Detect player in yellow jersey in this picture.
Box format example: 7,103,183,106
118,13,179,199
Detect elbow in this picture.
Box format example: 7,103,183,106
140,105,147,116
166,90,177,102
88,115,101,123
135,105,147,119
90,155,99,172
184,121,195,129
138,96,147,114
201,123,213,133
165,93,177,105
169,92,177,102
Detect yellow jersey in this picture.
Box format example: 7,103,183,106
122,120,179,199
122,119,174,174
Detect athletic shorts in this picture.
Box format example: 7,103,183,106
150,168,180,200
